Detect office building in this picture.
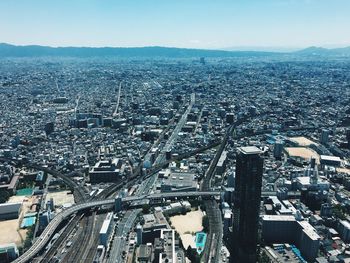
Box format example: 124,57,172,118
140,211,170,245
338,220,350,243
89,159,121,183
159,170,197,192
226,113,234,124
320,155,341,167
320,129,330,144
320,203,332,217
137,244,153,262
0,243,19,262
262,215,320,262
39,211,50,231
115,195,123,212
227,171,235,188
136,224,143,245
273,140,284,159
233,146,263,263
99,212,114,247
44,122,55,135
216,151,228,176
154,229,177,263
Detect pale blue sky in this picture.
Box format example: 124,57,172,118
0,0,349,49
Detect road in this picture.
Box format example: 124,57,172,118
154,92,195,165
74,95,80,118
107,209,140,263
12,191,220,263
112,82,122,117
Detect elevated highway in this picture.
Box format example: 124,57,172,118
0,158,88,203
13,190,220,263
123,190,221,202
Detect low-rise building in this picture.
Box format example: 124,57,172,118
262,215,320,262
338,220,350,243
89,159,121,183
99,212,114,247
320,155,341,167
0,202,22,220
159,170,197,192
0,243,19,262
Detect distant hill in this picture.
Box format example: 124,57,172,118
0,43,349,58
0,43,280,58
296,46,350,56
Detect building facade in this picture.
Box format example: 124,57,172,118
233,146,263,263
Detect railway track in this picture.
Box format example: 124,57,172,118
35,215,81,263
61,212,95,263
200,117,246,262
84,230,101,262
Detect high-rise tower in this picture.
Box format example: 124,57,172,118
233,146,263,263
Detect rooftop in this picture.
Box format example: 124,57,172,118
320,155,341,162
262,215,295,222
238,146,262,155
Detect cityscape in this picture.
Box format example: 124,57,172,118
1,1,350,263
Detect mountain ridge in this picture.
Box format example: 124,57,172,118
0,43,349,58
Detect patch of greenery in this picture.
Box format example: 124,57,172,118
0,190,10,203
142,204,150,214
21,225,35,253
333,204,347,220
202,215,209,232
258,250,272,263
186,246,201,263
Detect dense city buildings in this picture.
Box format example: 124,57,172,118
0,51,350,263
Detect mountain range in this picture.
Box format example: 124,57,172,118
0,43,350,58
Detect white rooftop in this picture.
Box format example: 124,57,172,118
262,215,295,221
100,212,113,234
320,155,341,162
262,215,320,241
298,221,321,240
239,146,262,155
340,220,350,229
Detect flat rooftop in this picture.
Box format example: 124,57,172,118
262,215,295,222
320,155,341,162
238,146,262,155
298,221,321,241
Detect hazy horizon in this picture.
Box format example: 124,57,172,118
1,42,349,53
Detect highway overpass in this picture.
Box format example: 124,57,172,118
13,190,220,263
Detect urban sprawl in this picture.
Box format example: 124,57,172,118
1,57,350,263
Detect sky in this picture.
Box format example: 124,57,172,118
0,0,350,50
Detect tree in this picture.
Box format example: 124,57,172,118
186,246,200,263
142,204,150,214
202,215,209,232
333,204,346,220
258,250,272,263
0,191,10,204
22,225,35,252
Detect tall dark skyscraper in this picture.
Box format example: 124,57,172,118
44,122,55,135
233,146,263,263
